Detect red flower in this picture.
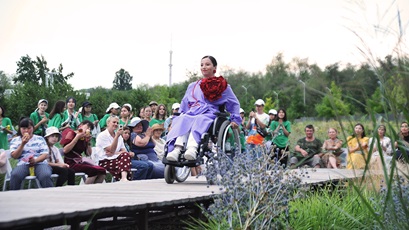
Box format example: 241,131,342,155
200,76,228,102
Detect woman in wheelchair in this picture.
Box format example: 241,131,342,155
166,55,242,161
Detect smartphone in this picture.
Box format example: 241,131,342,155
119,124,123,129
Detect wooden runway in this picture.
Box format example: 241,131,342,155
0,169,364,230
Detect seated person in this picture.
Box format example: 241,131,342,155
151,124,166,161
96,116,132,182
128,117,164,179
166,55,241,161
45,127,76,186
321,128,343,169
9,118,54,190
394,121,409,162
368,125,392,170
346,123,369,169
60,120,106,184
290,124,323,168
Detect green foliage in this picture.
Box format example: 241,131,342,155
315,81,351,118
112,68,133,90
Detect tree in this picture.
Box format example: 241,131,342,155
112,69,133,90
315,82,351,119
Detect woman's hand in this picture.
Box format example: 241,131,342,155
22,133,31,145
145,127,153,137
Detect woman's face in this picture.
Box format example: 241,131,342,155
122,130,130,141
121,107,130,118
354,125,364,136
139,108,145,118
153,129,162,138
278,110,285,119
328,128,337,139
401,123,409,134
158,106,165,116
38,102,48,112
255,105,264,114
20,126,34,136
144,107,152,118
84,105,92,113
133,123,143,133
107,118,119,131
377,126,386,137
200,57,215,78
67,99,75,109
47,134,60,145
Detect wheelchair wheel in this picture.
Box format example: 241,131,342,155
175,166,191,182
164,165,176,184
217,120,241,155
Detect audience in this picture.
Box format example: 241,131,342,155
119,104,133,126
149,104,167,127
48,100,70,131
99,102,121,130
0,105,14,150
321,128,343,169
394,121,409,162
30,99,49,137
246,99,269,149
269,108,291,167
63,97,80,130
368,125,392,170
290,124,322,168
347,123,369,169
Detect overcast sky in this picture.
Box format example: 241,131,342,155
0,0,407,90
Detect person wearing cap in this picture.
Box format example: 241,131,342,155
119,103,133,126
263,109,278,151
63,97,80,130
0,105,15,150
9,118,54,190
30,99,49,136
78,101,99,146
45,127,76,186
246,99,269,148
128,117,165,179
166,55,242,161
149,104,168,127
239,108,246,127
96,116,133,182
149,101,158,114
163,103,180,136
151,124,166,160
60,120,106,184
99,102,121,130
269,108,291,166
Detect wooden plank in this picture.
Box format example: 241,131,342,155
0,169,364,229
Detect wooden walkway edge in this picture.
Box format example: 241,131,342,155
0,169,364,229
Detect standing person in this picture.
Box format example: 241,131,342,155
45,127,76,186
96,116,132,182
321,128,344,169
149,104,167,127
239,108,246,128
119,104,133,126
78,101,99,146
143,106,153,122
9,118,53,190
60,120,106,184
264,109,278,152
347,123,369,169
129,117,164,179
149,101,158,115
166,55,241,161
394,121,409,162
0,105,14,150
246,99,269,149
121,126,154,180
368,125,392,170
163,103,180,136
290,124,323,168
269,108,291,167
63,97,80,130
30,99,49,137
99,102,121,130
48,100,70,131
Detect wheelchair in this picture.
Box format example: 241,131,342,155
162,108,241,184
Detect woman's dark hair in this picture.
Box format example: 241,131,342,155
0,105,5,117
153,104,167,120
49,101,66,119
353,123,366,137
275,108,287,121
202,55,217,67
80,120,94,131
17,117,34,136
66,97,76,107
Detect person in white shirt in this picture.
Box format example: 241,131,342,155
246,99,270,147
96,116,132,182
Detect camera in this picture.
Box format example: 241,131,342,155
119,124,123,129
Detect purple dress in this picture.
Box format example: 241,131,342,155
166,79,241,149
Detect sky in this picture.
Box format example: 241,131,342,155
0,0,408,90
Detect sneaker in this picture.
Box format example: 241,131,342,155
166,147,182,161
184,148,197,160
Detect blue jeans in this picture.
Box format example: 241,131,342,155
131,160,153,180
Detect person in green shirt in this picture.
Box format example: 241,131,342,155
0,105,14,150
269,108,291,167
48,100,70,131
63,97,80,130
119,103,133,126
78,101,99,146
29,99,49,136
99,102,121,130
149,104,167,127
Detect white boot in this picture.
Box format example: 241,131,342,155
166,146,182,161
184,147,197,160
